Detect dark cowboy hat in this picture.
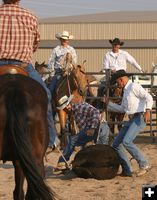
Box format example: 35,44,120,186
110,70,129,84
109,38,124,46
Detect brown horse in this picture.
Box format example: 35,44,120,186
107,86,124,133
54,64,88,147
0,66,55,199
35,59,88,148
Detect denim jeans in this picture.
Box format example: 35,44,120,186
97,121,111,145
112,115,149,174
49,69,62,94
0,60,57,146
49,75,58,94
58,128,98,163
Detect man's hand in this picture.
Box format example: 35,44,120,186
86,129,95,136
141,69,145,73
144,110,151,123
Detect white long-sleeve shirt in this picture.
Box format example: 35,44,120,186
108,80,153,114
103,49,142,72
48,45,77,72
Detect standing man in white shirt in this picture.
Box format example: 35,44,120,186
103,70,153,177
48,31,77,93
102,38,144,73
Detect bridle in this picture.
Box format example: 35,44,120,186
71,67,86,96
56,66,86,97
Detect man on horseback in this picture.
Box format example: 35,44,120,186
102,37,144,73
47,31,77,93
0,0,59,149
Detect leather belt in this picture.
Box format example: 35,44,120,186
0,59,28,68
128,112,144,119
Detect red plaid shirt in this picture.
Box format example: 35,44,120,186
72,102,100,131
0,4,40,63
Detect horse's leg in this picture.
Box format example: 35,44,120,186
69,114,78,135
13,160,25,200
58,109,68,149
107,112,115,134
117,113,125,132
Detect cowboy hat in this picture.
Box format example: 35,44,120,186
109,38,124,46
57,95,74,110
110,70,130,84
55,31,74,40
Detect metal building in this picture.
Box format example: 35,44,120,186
33,11,157,72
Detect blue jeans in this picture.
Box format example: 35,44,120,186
112,115,149,174
0,60,57,146
97,121,111,145
49,69,62,94
58,128,98,163
49,75,58,94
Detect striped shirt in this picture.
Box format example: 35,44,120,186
0,4,40,63
71,102,100,131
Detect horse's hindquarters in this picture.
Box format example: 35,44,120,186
0,74,54,199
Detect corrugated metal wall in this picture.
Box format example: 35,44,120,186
39,22,157,40
33,48,157,72
33,22,157,72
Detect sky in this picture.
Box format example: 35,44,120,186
21,0,157,19
2,0,157,19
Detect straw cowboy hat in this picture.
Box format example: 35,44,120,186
110,70,130,84
55,31,74,40
57,95,74,110
109,38,124,46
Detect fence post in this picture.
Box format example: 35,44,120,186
105,69,111,128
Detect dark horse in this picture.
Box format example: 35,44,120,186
89,78,124,134
0,66,55,199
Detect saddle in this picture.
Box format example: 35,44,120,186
0,65,28,76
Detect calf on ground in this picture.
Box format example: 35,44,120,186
72,144,120,180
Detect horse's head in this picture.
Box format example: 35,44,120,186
35,61,48,75
71,64,88,96
60,52,74,73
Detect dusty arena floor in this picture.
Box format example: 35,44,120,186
0,141,157,200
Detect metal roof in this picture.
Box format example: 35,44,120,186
39,11,157,24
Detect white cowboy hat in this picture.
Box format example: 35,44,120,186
55,31,74,40
57,95,74,110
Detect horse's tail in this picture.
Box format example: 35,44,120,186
5,88,55,200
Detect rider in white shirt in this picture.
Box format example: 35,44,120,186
48,31,77,93
102,38,144,73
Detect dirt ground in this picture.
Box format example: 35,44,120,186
0,140,157,200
